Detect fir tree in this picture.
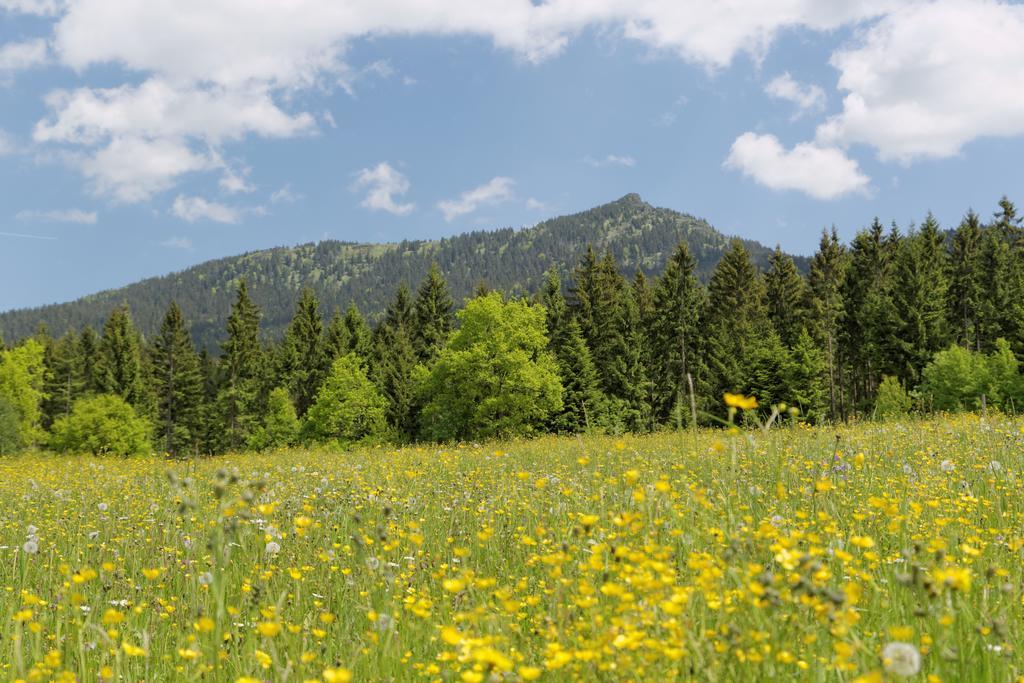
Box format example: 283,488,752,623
764,246,808,348
279,287,326,417
374,283,419,439
343,303,373,360
151,301,203,456
650,242,703,426
97,304,146,408
412,262,453,363
948,211,984,350
807,229,847,420
77,326,101,395
41,332,81,429
324,308,350,362
703,239,770,417
215,280,265,451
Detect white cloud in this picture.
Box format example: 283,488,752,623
0,38,48,74
765,72,825,117
171,195,241,224
28,1,901,203
816,0,1024,163
353,162,414,215
271,183,303,204
0,130,13,155
16,208,97,224
438,176,515,221
586,154,636,168
526,197,549,211
0,0,60,15
219,165,254,194
75,137,220,204
724,132,869,200
160,236,193,250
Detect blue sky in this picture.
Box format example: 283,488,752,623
2,0,1024,311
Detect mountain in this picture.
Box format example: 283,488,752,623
0,194,806,350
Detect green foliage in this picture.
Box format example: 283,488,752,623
303,354,387,445
0,338,46,446
151,302,204,456
413,262,453,363
249,387,300,451
0,396,23,455
215,281,266,452
374,284,420,439
49,394,151,456
873,376,913,419
764,246,808,348
278,287,327,417
919,341,1023,412
419,293,562,441
97,304,148,409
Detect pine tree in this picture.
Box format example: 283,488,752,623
892,214,950,383
77,326,101,395
703,239,770,417
948,211,984,350
343,303,373,360
807,229,848,420
650,242,703,426
41,332,81,429
324,308,350,362
412,262,453,363
374,284,419,439
151,301,203,456
764,246,808,348
97,304,146,408
279,287,327,417
215,280,265,452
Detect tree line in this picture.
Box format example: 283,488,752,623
2,197,1023,455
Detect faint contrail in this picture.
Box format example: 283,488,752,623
0,231,57,240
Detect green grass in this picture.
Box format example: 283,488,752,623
1,413,1023,682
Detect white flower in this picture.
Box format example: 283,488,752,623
22,540,38,554
198,572,214,585
97,502,109,512
988,460,1003,473
264,541,281,555
940,459,955,473
882,641,921,677
26,525,37,535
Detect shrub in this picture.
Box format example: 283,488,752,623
50,394,151,456
248,387,300,451
874,375,912,419
920,340,1023,412
303,354,387,445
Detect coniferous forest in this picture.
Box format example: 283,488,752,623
1,196,1023,455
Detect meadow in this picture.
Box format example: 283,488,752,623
2,413,1023,682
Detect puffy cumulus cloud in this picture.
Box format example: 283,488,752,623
26,0,899,202
353,162,414,215
438,176,515,221
171,195,242,224
818,0,1024,162
0,38,49,75
77,137,221,204
725,132,869,200
765,72,825,117
16,208,96,223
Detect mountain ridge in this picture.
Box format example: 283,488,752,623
0,194,806,350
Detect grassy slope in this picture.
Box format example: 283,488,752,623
1,414,1020,681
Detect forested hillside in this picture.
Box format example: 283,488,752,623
0,194,791,349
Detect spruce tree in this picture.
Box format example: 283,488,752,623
948,211,984,350
151,301,203,456
215,280,265,451
324,308,350,362
279,287,326,417
343,303,373,361
702,239,770,417
77,326,101,395
96,304,146,408
650,242,703,426
892,214,950,383
373,283,419,439
807,229,848,420
412,262,454,363
764,246,808,348
41,332,81,429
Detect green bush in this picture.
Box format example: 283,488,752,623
419,293,563,441
303,354,388,445
920,339,1023,412
874,375,912,419
50,394,151,456
248,387,300,451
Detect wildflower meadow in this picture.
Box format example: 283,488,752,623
2,412,1023,682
